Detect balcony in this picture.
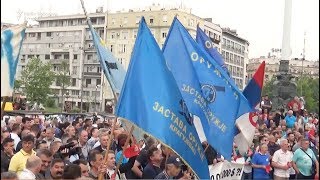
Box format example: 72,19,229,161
83,72,101,77
84,60,100,64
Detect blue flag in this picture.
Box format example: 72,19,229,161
163,17,252,159
196,25,229,75
1,24,26,96
87,19,126,93
116,17,209,179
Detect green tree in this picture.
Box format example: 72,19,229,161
262,76,276,97
297,76,319,113
21,58,55,104
56,60,71,99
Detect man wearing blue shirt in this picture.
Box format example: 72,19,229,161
285,110,296,129
252,144,271,179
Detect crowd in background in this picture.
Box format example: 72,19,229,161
0,95,319,180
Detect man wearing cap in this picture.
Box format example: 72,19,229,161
8,134,36,174
155,156,182,179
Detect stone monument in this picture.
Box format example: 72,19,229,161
271,0,297,110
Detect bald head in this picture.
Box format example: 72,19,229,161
288,110,293,116
15,116,23,124
26,155,42,169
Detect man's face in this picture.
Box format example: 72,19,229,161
80,131,88,144
150,149,164,163
38,143,48,150
106,153,116,169
79,163,89,177
288,134,295,141
50,162,64,178
92,129,99,138
22,141,34,153
68,126,76,136
39,154,52,172
33,118,40,124
281,140,289,151
46,130,54,139
25,120,33,129
301,140,310,149
265,96,268,100
92,154,103,169
100,135,109,148
168,164,181,177
4,141,14,154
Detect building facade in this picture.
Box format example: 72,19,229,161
17,5,224,112
246,57,319,83
221,28,249,90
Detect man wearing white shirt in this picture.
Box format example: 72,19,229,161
10,123,21,151
18,155,42,180
272,139,293,180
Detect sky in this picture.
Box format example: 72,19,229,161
1,0,319,60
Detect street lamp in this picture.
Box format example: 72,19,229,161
94,85,101,112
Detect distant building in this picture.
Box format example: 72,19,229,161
221,28,249,90
17,5,225,112
246,57,319,83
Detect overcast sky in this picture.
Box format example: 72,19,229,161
2,0,319,60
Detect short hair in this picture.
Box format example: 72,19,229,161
73,159,88,166
2,137,14,146
26,155,41,169
11,123,21,131
287,132,294,137
30,124,40,133
22,117,32,123
83,124,90,131
51,158,64,167
88,150,102,165
98,128,110,139
72,120,79,127
90,127,98,136
50,141,61,151
145,137,156,149
66,137,78,143
301,138,310,143
36,149,52,157
1,171,17,179
22,134,35,143
147,146,159,160
63,164,81,179
118,133,128,147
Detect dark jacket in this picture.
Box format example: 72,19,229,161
1,150,12,173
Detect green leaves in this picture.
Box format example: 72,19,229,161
20,58,55,104
297,76,319,113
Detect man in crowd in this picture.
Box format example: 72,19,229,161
142,146,164,179
272,139,293,180
1,138,15,173
18,155,42,180
155,156,183,179
35,149,53,179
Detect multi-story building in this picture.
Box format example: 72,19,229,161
17,12,107,112
16,5,224,112
221,28,249,90
246,56,319,83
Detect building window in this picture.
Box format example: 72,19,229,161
162,32,167,38
64,54,69,59
72,90,79,96
72,66,77,75
29,33,36,37
162,15,167,22
97,67,101,73
110,45,113,52
136,17,140,24
111,32,116,39
112,18,116,25
72,78,76,86
87,54,93,60
45,54,50,59
122,31,128,39
46,32,52,37
96,79,101,85
150,18,154,24
85,79,91,87
74,54,78,59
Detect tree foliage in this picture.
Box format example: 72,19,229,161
262,76,276,97
297,76,319,113
20,58,55,103
56,60,71,96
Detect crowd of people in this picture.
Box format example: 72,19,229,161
0,95,319,180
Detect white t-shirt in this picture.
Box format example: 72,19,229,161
272,149,293,178
10,132,21,150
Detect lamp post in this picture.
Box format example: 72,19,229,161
94,85,101,112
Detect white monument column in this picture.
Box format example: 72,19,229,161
280,0,292,61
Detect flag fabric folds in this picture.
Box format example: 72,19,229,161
163,17,253,159
235,61,265,154
196,26,229,75
1,24,26,97
116,17,209,179
87,18,126,93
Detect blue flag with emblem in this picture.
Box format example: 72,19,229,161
116,17,209,179
1,24,26,97
87,18,126,93
196,25,229,75
163,17,253,159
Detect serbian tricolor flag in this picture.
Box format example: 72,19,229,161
234,61,265,154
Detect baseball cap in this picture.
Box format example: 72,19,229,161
166,156,183,166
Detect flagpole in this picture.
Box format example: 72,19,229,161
79,0,118,105
79,1,119,180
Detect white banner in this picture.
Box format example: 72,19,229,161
209,161,244,180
